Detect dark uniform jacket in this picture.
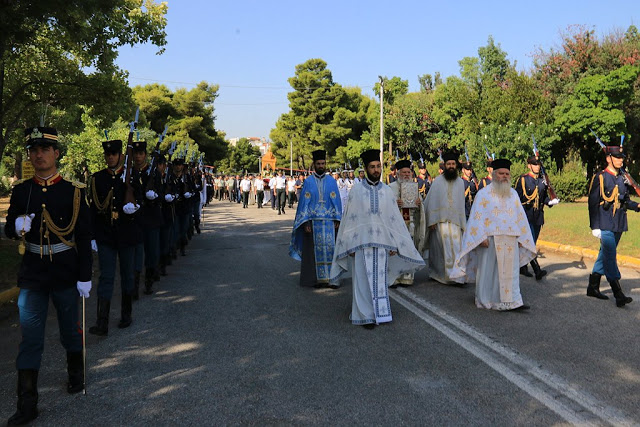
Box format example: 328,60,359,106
462,176,478,219
478,175,492,190
161,172,176,225
89,166,143,248
516,173,550,226
417,176,430,200
589,168,639,233
4,173,92,290
137,163,165,230
172,172,195,216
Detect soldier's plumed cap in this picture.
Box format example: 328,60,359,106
527,156,541,165
395,159,412,170
25,127,58,149
418,161,427,169
462,161,473,170
102,139,123,153
360,149,381,166
442,151,459,163
132,140,147,152
491,158,511,170
604,143,625,158
156,154,167,164
486,159,494,167
311,150,326,161
172,157,185,165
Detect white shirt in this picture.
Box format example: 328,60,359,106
240,179,252,192
287,180,296,192
274,176,286,189
254,179,265,191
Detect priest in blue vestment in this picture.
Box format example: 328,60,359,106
289,150,342,287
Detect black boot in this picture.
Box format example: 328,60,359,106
118,293,133,328
195,222,201,234
180,239,186,256
586,273,609,300
133,271,141,301
530,258,547,281
165,252,173,266
66,352,84,394
144,268,154,295
153,265,160,282
609,280,633,307
88,298,110,336
159,257,167,276
171,247,177,260
519,265,533,277
7,369,38,426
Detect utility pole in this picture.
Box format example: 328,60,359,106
378,76,384,171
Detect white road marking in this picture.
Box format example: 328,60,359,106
392,288,636,426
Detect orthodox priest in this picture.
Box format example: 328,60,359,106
423,152,468,285
452,159,536,310
388,159,426,286
330,149,425,328
289,150,342,288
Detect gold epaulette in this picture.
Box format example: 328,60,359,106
64,177,86,188
11,178,27,186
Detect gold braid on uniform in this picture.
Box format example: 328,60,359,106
39,187,81,260
520,176,539,210
464,185,472,203
91,176,114,223
599,174,619,216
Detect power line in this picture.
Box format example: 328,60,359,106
129,76,375,91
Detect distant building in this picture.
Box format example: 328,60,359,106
227,136,270,155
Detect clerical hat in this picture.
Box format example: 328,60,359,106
312,150,326,161
25,127,58,149
102,139,123,153
441,151,459,163
360,149,380,166
491,158,511,170
395,159,412,170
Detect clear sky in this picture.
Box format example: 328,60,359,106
116,0,639,140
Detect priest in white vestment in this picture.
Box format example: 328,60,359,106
388,159,426,286
451,159,537,310
330,150,425,328
423,152,469,284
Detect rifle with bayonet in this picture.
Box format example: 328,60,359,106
531,135,558,200
146,124,169,193
122,108,140,206
464,143,479,187
590,129,640,197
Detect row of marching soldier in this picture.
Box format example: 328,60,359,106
3,125,205,425
290,139,639,329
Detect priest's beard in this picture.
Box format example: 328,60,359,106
443,167,458,181
492,180,512,199
366,170,381,183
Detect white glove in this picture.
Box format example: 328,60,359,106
91,240,98,252
15,213,35,234
77,281,91,298
164,194,175,202
547,198,560,206
592,229,601,239
184,192,192,198
123,202,139,215
145,190,158,200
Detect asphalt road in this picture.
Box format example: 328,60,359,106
0,198,639,426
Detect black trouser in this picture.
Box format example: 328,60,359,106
276,189,286,211
242,191,249,207
256,190,264,208
288,191,295,208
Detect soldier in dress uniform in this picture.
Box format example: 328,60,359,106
5,127,93,425
587,142,639,307
515,156,559,280
416,161,431,200
478,160,493,190
132,140,164,295
460,161,477,219
158,156,176,275
88,139,143,336
171,156,195,256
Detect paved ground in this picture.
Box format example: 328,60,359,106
0,199,639,425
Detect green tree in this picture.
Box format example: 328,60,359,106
0,0,168,169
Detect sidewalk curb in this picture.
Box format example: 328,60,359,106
0,286,18,305
538,240,640,269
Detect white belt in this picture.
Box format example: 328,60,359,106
25,242,73,255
